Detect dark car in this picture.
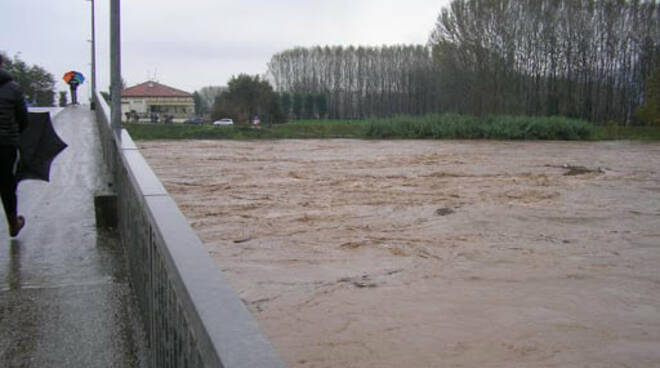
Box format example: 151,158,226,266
184,116,204,124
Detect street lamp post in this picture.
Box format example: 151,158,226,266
110,0,121,130
86,0,96,109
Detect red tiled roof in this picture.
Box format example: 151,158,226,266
121,81,192,98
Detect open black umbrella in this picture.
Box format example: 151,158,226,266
16,112,68,182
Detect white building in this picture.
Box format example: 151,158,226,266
121,81,194,123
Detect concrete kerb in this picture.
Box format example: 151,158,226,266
94,92,286,368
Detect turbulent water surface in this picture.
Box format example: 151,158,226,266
140,139,660,368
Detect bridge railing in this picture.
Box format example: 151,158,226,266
94,93,285,368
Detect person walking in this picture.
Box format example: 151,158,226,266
69,79,79,105
0,55,28,237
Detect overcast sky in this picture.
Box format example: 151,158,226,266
1,0,449,101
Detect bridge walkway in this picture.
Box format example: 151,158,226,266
0,106,145,367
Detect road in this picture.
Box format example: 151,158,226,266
0,106,145,367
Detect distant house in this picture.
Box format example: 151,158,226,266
121,81,194,123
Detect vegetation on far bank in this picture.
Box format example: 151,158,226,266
196,1,660,128
126,119,366,140
1,51,56,106
125,114,660,141
593,124,660,141
266,0,660,126
364,115,595,140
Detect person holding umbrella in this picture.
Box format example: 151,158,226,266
0,54,28,237
63,71,84,105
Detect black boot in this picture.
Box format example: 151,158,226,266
9,215,25,237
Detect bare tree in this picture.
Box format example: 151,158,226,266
430,0,660,124
267,45,437,119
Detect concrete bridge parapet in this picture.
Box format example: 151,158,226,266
94,93,285,368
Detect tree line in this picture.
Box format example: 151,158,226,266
268,45,438,119
1,52,56,107
202,78,330,123
211,74,286,124
278,92,328,119
267,0,660,124
431,0,660,124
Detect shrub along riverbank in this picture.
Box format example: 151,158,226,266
364,114,595,140
126,114,660,141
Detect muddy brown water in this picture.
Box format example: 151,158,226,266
139,139,660,368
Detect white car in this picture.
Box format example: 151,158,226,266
213,118,234,126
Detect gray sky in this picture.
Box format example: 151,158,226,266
1,0,448,101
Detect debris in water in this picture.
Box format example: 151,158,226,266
338,274,379,288
233,237,252,244
436,207,455,216
340,241,365,249
545,164,605,176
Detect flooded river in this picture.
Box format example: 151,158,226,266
140,139,660,368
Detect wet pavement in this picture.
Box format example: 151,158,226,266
0,106,145,367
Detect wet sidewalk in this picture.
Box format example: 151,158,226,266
0,106,144,367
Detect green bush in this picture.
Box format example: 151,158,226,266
365,114,595,140
634,68,660,126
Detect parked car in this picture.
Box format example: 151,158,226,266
184,116,204,124
213,118,234,126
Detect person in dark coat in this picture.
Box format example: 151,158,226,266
0,55,28,237
69,79,79,105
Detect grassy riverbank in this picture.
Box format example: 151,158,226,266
126,114,660,141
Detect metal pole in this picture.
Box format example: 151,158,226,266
110,0,121,130
91,0,96,99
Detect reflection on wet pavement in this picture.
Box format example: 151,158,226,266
7,240,21,291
